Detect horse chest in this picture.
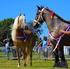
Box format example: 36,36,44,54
16,28,24,37
16,28,31,40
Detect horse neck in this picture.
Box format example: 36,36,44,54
44,15,68,37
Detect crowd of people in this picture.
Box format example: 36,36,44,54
33,36,53,59
2,35,53,60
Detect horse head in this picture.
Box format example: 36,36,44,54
33,6,44,28
33,6,52,28
13,13,26,30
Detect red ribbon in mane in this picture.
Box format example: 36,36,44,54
50,11,55,19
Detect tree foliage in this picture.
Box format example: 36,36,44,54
0,18,14,45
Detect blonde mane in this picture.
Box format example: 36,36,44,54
11,14,26,41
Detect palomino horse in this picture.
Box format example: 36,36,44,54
11,14,33,67
33,6,70,68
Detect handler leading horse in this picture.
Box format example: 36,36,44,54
33,6,70,68
11,14,33,67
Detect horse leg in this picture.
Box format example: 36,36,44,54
24,45,32,66
52,40,60,67
53,48,60,67
30,50,32,66
23,47,27,67
30,48,32,66
26,46,31,66
16,47,20,67
59,45,68,68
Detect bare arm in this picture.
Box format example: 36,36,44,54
60,30,70,35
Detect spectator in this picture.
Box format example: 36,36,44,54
42,36,48,58
3,38,10,59
12,46,17,59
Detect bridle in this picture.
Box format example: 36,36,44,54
33,7,55,26
33,8,45,25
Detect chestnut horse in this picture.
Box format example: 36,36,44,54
11,14,33,67
33,6,70,68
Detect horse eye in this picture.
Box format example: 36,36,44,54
37,12,39,15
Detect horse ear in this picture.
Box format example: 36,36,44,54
19,13,22,16
23,13,25,16
37,5,40,10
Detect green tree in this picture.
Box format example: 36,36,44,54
0,18,14,46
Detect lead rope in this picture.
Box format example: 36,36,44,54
49,26,70,57
52,26,69,52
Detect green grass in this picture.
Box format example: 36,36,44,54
0,58,70,69
0,51,70,69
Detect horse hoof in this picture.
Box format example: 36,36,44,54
17,64,20,67
24,64,27,67
53,62,60,67
30,63,32,66
53,61,68,68
60,61,68,68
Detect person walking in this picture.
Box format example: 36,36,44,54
4,38,10,59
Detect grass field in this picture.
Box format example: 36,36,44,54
0,58,70,69
0,51,70,69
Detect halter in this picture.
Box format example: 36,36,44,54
33,8,45,24
33,8,56,40
33,19,40,24
33,8,55,25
